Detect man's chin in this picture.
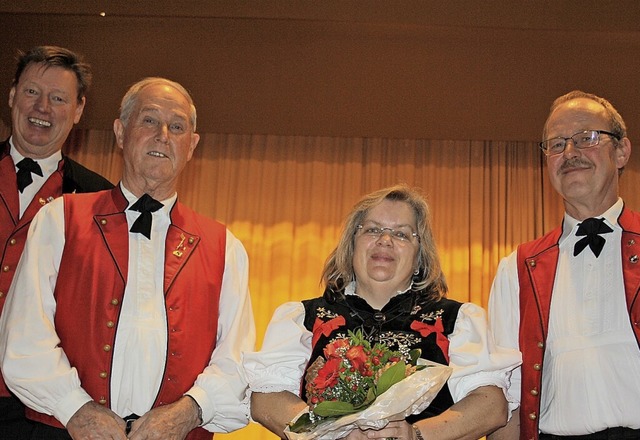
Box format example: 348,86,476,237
13,137,59,156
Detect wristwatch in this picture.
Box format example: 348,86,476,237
412,424,425,440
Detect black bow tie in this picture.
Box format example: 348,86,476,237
16,157,43,193
129,194,163,239
573,217,613,258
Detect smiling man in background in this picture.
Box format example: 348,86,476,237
0,45,113,439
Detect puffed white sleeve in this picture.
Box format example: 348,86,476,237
487,250,522,406
446,297,522,416
242,301,312,397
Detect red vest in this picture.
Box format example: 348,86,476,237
0,152,65,397
516,207,640,440
25,187,226,440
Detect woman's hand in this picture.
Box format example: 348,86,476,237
341,420,416,440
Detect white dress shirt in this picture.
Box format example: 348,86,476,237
489,198,640,435
0,184,255,432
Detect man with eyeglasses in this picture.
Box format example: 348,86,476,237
488,90,640,440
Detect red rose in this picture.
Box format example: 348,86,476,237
324,338,350,359
345,344,368,373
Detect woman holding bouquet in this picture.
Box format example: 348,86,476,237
243,185,520,440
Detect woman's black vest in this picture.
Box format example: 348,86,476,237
301,288,462,421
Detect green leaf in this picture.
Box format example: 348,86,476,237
354,387,377,410
375,361,406,395
313,400,359,417
408,348,422,365
346,329,370,349
288,412,314,433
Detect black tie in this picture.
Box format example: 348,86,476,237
129,194,163,239
16,157,43,193
573,217,613,258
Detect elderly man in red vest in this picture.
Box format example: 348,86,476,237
0,77,255,440
488,91,640,440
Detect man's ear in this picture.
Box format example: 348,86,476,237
616,137,632,169
73,97,86,124
8,87,15,108
186,133,200,162
113,119,125,151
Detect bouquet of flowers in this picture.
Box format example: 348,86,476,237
285,330,452,440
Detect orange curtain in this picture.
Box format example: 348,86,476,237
65,130,562,312
61,128,638,440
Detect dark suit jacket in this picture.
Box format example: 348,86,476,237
0,139,114,193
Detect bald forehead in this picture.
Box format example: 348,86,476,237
553,97,606,114
138,83,189,103
544,97,608,136
134,84,191,116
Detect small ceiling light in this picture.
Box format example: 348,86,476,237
99,12,106,17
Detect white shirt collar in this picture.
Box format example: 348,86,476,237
560,197,624,242
119,182,177,215
9,136,62,176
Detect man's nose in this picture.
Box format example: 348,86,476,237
34,95,50,113
562,138,580,158
155,124,169,143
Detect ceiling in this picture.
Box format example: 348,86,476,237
1,0,639,31
1,1,639,141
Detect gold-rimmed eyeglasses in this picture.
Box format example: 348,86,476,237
355,224,419,243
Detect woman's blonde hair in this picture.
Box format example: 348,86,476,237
321,184,448,300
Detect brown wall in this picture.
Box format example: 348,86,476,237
1,1,639,142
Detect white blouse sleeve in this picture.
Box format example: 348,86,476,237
242,301,312,397
446,300,522,415
487,250,523,405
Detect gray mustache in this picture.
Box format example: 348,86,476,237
559,158,591,172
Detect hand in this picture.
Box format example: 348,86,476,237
66,401,127,440
340,421,415,440
127,396,200,440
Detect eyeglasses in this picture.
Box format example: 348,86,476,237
539,130,619,156
356,224,419,243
